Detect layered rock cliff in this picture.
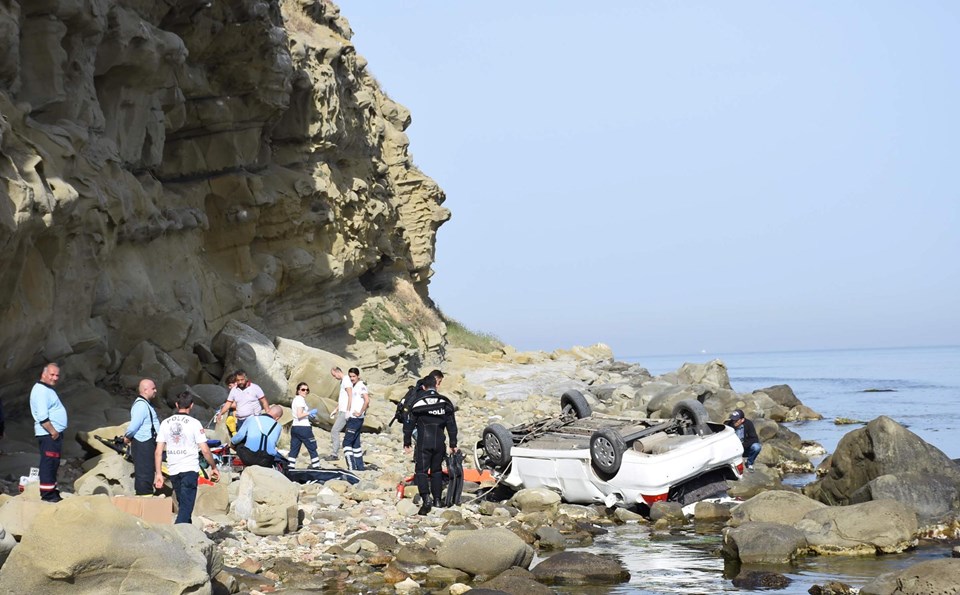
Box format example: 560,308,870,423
0,0,450,402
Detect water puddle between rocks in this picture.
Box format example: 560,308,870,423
541,522,954,594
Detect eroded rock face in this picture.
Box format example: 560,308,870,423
0,0,448,403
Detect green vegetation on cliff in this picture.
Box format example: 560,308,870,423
443,315,504,354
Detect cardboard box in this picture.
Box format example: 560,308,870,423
110,496,173,525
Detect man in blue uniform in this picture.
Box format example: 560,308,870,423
230,404,283,467
124,378,162,495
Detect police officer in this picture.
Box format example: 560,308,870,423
404,374,457,514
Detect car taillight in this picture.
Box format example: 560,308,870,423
736,462,745,475
641,493,668,504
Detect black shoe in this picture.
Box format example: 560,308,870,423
43,495,63,503
417,497,433,515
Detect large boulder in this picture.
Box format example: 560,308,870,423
211,320,287,403
860,559,960,595
849,472,960,524
73,454,135,496
0,496,218,594
804,416,960,506
510,487,561,514
275,337,350,405
436,528,533,577
676,360,731,389
721,522,809,564
795,499,918,555
729,491,826,527
230,466,299,536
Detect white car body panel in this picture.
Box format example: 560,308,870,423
502,424,744,506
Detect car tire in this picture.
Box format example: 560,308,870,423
672,399,710,436
590,427,626,479
482,423,513,469
561,390,592,419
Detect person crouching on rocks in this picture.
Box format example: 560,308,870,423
288,382,322,469
229,405,283,468
727,409,761,472
405,374,458,515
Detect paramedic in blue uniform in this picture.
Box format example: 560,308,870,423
124,378,162,495
30,363,68,502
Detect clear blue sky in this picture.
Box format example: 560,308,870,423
337,1,959,357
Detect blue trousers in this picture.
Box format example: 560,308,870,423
170,471,198,524
745,442,762,466
288,426,320,467
343,417,365,470
37,434,63,502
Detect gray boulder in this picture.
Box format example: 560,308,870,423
729,490,826,527
804,416,960,506
721,522,808,564
211,320,287,403
849,472,960,523
530,551,630,585
860,558,960,595
796,499,917,555
73,453,135,496
230,466,299,536
477,567,554,595
0,496,216,594
509,487,560,514
436,528,533,577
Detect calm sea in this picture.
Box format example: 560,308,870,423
548,345,960,595
630,345,960,458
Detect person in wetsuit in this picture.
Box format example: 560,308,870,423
404,374,458,515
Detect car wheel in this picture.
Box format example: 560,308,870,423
672,399,710,435
590,427,626,479
561,390,592,419
482,423,513,469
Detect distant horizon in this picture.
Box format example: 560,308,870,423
621,342,960,362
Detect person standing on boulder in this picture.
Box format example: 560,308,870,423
287,382,322,469
215,369,268,426
727,409,761,471
328,367,352,461
30,363,68,503
405,374,458,514
124,378,161,495
154,392,219,524
343,368,370,471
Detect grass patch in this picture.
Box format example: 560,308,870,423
443,316,504,354
356,304,416,347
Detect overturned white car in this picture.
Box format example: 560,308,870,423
476,391,744,509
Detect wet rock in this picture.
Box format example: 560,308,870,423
436,528,534,576
722,522,809,564
535,526,566,550
477,567,554,595
808,581,856,595
530,551,630,585
726,467,795,500
732,569,792,589
860,559,960,595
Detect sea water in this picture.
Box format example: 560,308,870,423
550,345,960,594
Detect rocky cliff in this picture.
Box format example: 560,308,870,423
0,0,450,402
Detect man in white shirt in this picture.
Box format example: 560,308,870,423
343,367,370,470
216,369,269,425
328,367,352,461
154,392,219,524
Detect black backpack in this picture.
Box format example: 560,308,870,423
389,385,420,427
